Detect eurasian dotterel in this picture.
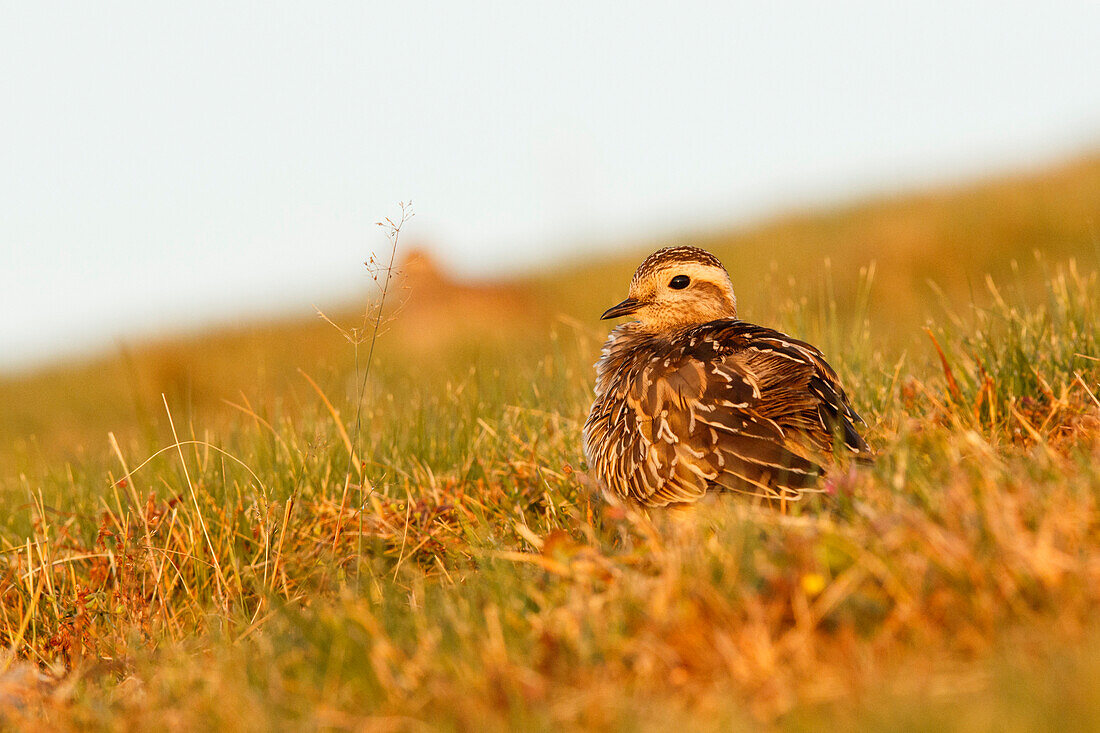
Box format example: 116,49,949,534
583,245,871,507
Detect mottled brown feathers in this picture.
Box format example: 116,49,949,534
584,247,871,507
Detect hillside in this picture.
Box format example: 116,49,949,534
3,153,1098,465
1,153,1099,729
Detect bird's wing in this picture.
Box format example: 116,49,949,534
713,322,871,456
614,331,827,506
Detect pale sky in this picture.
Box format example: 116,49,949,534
2,1,1099,371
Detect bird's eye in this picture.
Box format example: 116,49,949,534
669,275,690,290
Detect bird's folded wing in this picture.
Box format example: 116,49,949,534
723,324,871,455
621,347,824,505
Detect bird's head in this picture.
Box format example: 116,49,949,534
601,246,738,330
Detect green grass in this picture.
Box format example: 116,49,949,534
1,155,1100,730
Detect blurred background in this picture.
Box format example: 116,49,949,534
3,1,1099,373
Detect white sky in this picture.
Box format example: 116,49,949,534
2,1,1099,371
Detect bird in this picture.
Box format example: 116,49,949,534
582,245,870,507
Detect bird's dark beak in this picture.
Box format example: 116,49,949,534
600,297,643,320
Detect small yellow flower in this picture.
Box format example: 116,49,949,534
801,573,827,597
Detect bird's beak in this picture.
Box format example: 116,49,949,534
600,297,643,320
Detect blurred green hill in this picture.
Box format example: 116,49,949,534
2,152,1100,730
2,152,1098,467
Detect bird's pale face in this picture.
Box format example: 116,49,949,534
602,257,738,331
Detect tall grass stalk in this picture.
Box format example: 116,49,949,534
317,202,413,582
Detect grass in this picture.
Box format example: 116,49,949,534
1,154,1100,730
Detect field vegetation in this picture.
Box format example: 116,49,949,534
2,155,1100,730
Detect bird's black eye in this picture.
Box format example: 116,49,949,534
669,275,690,290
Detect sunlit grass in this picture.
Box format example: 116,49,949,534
1,156,1099,729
